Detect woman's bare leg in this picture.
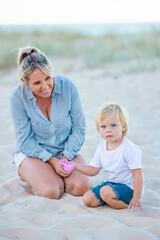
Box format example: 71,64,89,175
100,186,128,209
18,157,64,199
64,154,92,196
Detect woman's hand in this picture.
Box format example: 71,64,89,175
48,156,71,178
59,155,74,174
60,155,69,162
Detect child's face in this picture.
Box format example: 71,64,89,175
99,114,125,143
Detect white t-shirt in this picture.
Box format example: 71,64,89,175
89,137,142,190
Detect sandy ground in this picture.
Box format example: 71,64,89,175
0,60,160,240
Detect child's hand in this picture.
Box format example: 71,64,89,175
128,197,142,212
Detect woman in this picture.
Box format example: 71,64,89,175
10,46,90,199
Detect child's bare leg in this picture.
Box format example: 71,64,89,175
83,189,101,207
100,186,128,209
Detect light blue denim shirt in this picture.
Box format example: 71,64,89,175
10,75,86,162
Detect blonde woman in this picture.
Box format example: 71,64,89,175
73,103,143,211
10,46,90,199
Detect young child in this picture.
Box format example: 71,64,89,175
73,103,143,211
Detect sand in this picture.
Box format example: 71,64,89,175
0,60,160,240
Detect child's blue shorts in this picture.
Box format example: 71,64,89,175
90,181,133,206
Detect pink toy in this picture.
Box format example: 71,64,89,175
59,160,74,172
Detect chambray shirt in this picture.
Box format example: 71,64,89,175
10,75,86,162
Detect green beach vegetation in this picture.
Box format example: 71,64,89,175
0,28,160,72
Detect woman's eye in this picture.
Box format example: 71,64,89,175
34,81,40,85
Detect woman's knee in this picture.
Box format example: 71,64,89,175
64,174,91,196
32,185,64,199
65,182,87,196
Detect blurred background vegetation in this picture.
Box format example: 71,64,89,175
0,28,160,72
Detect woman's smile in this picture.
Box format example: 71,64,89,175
41,88,50,93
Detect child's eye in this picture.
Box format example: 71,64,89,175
45,76,50,81
111,124,116,127
101,125,106,128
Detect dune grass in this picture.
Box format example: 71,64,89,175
0,27,160,71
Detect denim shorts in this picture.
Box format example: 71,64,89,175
90,181,133,206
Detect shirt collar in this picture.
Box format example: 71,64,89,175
24,85,35,101
52,75,62,96
24,75,62,101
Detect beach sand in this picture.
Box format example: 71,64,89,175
0,59,160,240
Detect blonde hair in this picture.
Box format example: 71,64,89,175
95,103,129,136
18,46,54,85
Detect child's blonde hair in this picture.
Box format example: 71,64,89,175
95,103,129,136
